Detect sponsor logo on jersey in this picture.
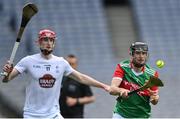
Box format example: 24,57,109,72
39,74,56,88
119,80,150,96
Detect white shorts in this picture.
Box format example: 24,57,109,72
112,113,124,119
24,112,64,119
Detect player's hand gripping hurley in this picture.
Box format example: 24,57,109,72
117,76,163,101
0,3,38,82
128,76,164,95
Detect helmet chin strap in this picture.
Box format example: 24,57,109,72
40,48,53,55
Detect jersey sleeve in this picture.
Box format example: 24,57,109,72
63,59,74,76
14,57,28,73
113,64,125,78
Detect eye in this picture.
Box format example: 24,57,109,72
135,51,141,54
142,52,147,55
42,37,49,41
41,37,54,42
49,38,54,42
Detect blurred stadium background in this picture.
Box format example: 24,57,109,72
0,0,180,118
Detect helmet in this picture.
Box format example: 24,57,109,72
130,42,148,55
38,29,56,41
38,29,56,55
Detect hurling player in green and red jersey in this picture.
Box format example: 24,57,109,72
109,42,159,118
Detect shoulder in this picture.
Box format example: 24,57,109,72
52,55,68,64
23,53,40,59
15,55,37,67
119,59,130,68
52,56,73,72
145,64,158,76
19,54,35,61
52,55,65,61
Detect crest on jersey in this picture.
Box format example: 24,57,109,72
39,74,56,88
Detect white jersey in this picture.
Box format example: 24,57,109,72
15,53,74,118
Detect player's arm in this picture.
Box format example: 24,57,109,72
110,77,123,95
68,70,110,92
149,89,159,105
149,71,159,105
2,62,20,82
109,64,129,98
110,77,129,98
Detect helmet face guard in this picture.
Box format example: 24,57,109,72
130,42,148,55
130,42,148,68
38,29,56,55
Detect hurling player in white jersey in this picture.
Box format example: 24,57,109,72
2,29,110,119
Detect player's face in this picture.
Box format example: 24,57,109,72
39,37,55,51
132,51,148,68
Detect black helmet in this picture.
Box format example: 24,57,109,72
130,42,148,55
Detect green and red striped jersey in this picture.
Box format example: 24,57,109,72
113,60,159,118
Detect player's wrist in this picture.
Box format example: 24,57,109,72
150,94,159,102
150,94,159,99
150,95,159,105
